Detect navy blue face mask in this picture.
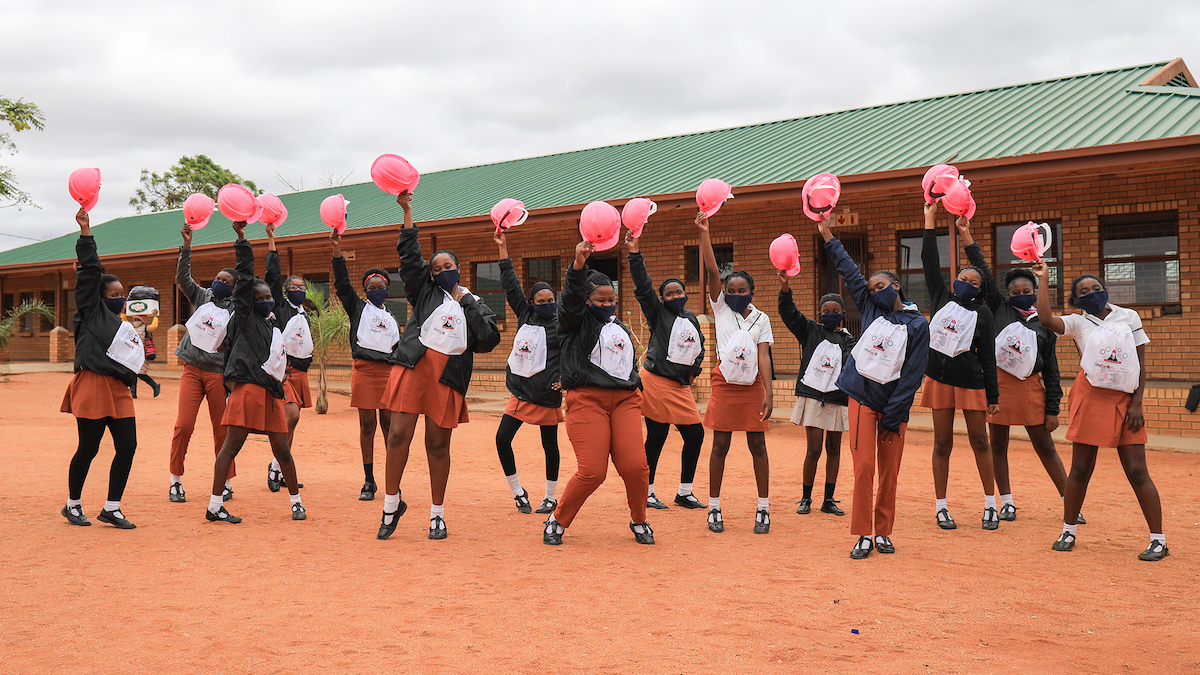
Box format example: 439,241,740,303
724,293,752,313
588,303,616,321
533,302,557,320
819,312,844,331
365,288,388,307
104,296,126,315
1008,293,1037,311
871,285,898,310
211,279,233,299
433,269,459,293
254,300,273,318
953,279,980,302
1075,290,1108,314
664,296,688,314
287,289,307,307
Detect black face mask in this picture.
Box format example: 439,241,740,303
953,279,980,302
286,289,307,307
533,302,557,320
663,296,688,314
211,279,233,299
104,296,126,315
724,293,752,313
871,285,898,310
819,312,844,331
588,303,616,321
1075,290,1108,315
433,269,459,293
1008,294,1037,311
365,288,388,307
254,300,273,318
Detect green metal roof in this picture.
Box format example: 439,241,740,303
5,60,1200,268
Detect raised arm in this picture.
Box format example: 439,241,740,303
558,240,593,335
696,212,722,303
959,217,1002,313
176,224,210,307
74,209,100,319
495,231,531,319
231,222,254,320
331,232,364,318
922,203,948,306
627,238,661,324
264,223,283,310
1032,261,1066,335
777,273,812,341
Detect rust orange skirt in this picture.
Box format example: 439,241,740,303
381,350,469,429
60,370,135,420
919,376,987,411
351,358,393,409
504,395,564,426
1066,370,1149,448
283,367,313,409
703,364,768,433
988,370,1046,427
640,368,702,426
222,382,288,434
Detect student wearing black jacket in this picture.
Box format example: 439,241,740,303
264,225,313,494
60,208,142,529
919,202,1001,532
542,239,653,547
493,231,563,515
958,219,1077,524
778,271,857,517
207,221,306,524
377,193,501,541
627,232,707,511
333,230,401,501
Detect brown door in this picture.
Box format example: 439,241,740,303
815,234,866,336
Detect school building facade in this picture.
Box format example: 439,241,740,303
3,59,1199,435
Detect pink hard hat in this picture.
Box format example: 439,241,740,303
371,154,420,195
257,193,287,227
68,167,102,212
579,201,622,252
941,178,976,220
217,184,260,223
182,193,215,229
621,198,657,238
769,233,802,277
320,193,350,234
922,164,961,204
696,179,734,218
802,173,841,222
1010,221,1053,262
490,198,529,233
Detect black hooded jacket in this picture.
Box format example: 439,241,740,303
778,288,855,406
71,236,137,387
629,252,704,386
223,240,286,399
557,263,640,391
334,256,396,363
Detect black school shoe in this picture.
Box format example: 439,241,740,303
707,508,724,533
514,488,532,514
428,515,448,540
97,509,136,529
1051,532,1075,552
359,482,377,501
151,382,161,398
376,499,408,540
222,486,234,502
796,498,812,514
999,503,1016,521
543,519,563,545
630,521,655,545
1138,540,1169,561
647,493,669,510
62,504,91,526
674,493,705,509
754,509,771,534
206,506,242,524
169,483,186,503
535,497,557,514
936,508,957,530
267,463,282,492
291,503,307,520
850,536,873,560
874,536,895,554
821,499,845,516
982,507,999,531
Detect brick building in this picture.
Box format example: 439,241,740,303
3,59,1199,434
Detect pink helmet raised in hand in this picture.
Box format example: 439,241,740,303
769,233,802,277
320,193,350,234
217,184,261,224
696,179,733,218
257,194,288,227
68,167,102,212
182,193,215,229
491,198,529,233
1010,222,1053,262
371,154,420,195
621,198,657,238
579,201,622,252
802,173,841,222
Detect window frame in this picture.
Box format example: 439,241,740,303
896,229,949,312
471,260,508,325
684,245,735,283
1099,211,1180,307
992,220,1065,309
524,256,561,291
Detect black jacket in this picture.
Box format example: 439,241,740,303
223,240,286,399
966,245,1063,416
174,247,235,373
922,231,999,404
629,252,704,385
557,262,641,391
778,288,855,406
389,227,501,395
334,256,396,364
499,258,562,409
267,250,312,372
71,236,137,387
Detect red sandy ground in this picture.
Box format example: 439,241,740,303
1,371,1197,674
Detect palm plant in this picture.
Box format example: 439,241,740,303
305,285,349,414
0,299,54,354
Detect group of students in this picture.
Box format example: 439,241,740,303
59,194,1168,561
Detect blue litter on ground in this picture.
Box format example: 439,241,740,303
851,629,859,634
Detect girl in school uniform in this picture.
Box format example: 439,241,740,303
920,203,1001,531
332,230,401,501
264,225,313,494
541,239,653,546
206,221,306,524
60,208,143,529
778,273,856,516
818,213,930,559
377,193,502,541
697,212,775,535
958,219,1079,524
494,230,563,514
627,230,707,511
1033,263,1167,561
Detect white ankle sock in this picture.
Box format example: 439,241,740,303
647,483,656,497
208,494,223,514
984,495,996,510
545,515,563,534
678,482,693,496
171,474,183,485
545,480,557,501
225,479,232,490
632,522,646,534
505,474,523,498
1062,523,1077,536
936,498,948,513
270,458,280,472
430,504,444,519
67,498,82,508
103,500,120,513
1151,532,1165,544
874,535,889,545
757,496,769,511
383,493,400,520
1000,493,1014,507
289,493,301,505
708,496,720,510
855,537,871,550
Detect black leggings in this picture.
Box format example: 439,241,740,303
495,414,560,481
644,419,705,485
131,373,157,395
69,417,137,501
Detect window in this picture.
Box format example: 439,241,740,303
472,262,506,322
525,257,560,290
2,293,13,320
382,270,409,324
994,221,1064,307
20,292,35,331
41,290,56,330
1101,213,1180,305
685,245,735,282
897,231,949,311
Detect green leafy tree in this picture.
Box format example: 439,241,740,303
305,285,350,414
129,155,259,213
0,299,55,355
0,96,47,209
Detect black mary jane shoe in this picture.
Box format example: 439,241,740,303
514,488,532,514
376,500,408,540
428,515,448,540
874,536,896,554
1076,513,1087,525
169,483,186,503
753,509,771,534
850,536,873,560
821,499,845,516
97,509,137,529
982,507,1000,531
936,508,957,530
359,482,377,501
222,486,234,502
543,519,563,545
795,498,812,515
674,493,706,509
151,382,162,398
630,521,656,545
707,508,724,533
62,505,91,526
1138,540,1169,562
535,497,557,514
206,506,242,524
267,463,282,492
998,503,1016,521
291,503,307,521
1051,532,1075,552
646,493,669,510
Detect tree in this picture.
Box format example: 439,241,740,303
129,155,259,213
0,96,47,209
305,285,349,414
0,299,54,358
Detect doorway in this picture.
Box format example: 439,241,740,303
815,234,866,336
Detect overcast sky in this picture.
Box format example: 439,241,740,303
1,0,1197,251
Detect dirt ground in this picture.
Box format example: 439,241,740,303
1,371,1197,674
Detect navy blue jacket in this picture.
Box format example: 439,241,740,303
827,238,930,432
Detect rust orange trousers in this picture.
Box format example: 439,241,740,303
848,398,907,537
170,364,234,479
